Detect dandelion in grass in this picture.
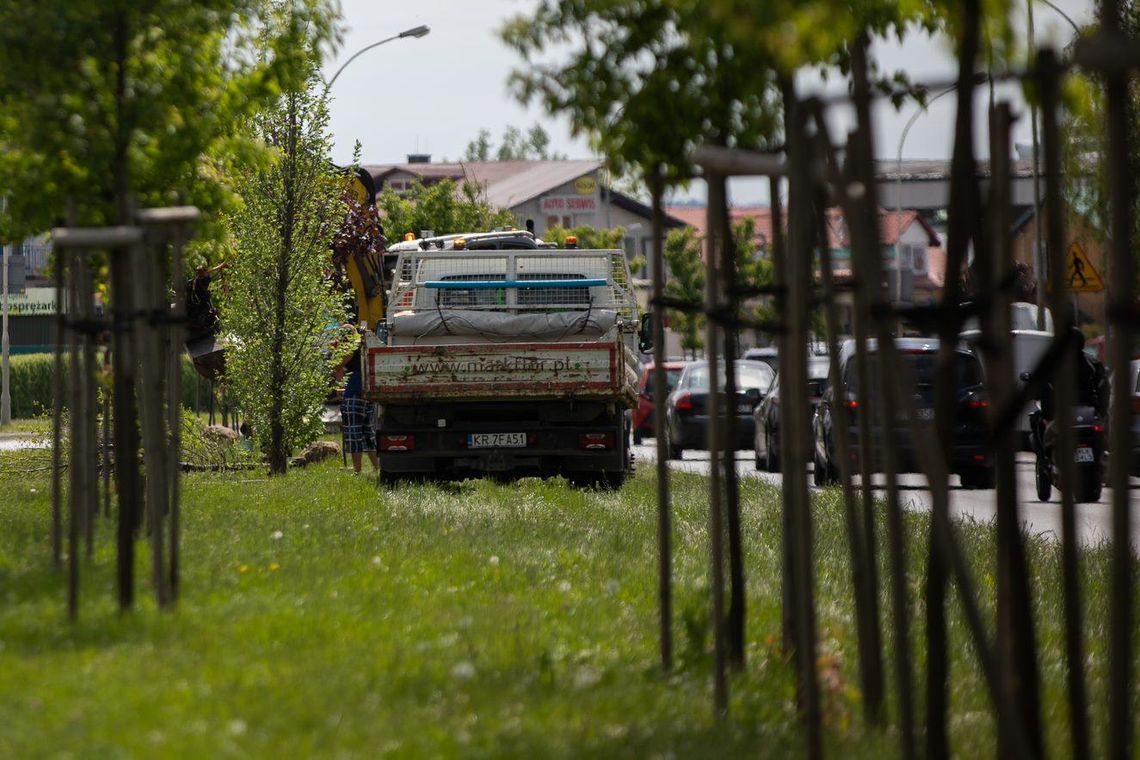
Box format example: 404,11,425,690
573,666,601,689
558,580,572,594
227,719,247,736
271,530,284,541
371,556,382,567
269,563,280,571
488,555,499,567
451,661,476,681
238,565,249,574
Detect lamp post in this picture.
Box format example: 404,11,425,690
325,25,430,92
1027,0,1082,328
894,84,961,311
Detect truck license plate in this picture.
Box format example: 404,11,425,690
468,432,527,449
1074,447,1094,463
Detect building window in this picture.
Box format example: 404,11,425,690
903,243,927,274
912,247,927,274
545,215,573,230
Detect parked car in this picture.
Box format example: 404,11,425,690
812,338,993,489
664,360,775,459
1128,359,1140,475
753,356,831,471
632,361,687,443
742,346,778,373
960,301,1053,446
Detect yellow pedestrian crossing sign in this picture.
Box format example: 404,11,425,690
1065,241,1103,293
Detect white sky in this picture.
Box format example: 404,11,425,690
322,0,1096,204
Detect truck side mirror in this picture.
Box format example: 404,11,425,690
638,312,654,353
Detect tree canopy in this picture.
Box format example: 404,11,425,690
219,64,352,475
501,1,1007,185
463,124,568,162
0,0,338,243
376,179,517,240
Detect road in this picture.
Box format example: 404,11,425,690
0,435,47,452
632,442,1140,550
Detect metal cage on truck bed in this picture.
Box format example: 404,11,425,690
387,250,639,320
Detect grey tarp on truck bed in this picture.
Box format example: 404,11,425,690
389,309,619,342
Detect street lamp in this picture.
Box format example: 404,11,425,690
1026,0,1083,327
1035,0,1081,35
893,84,962,311
325,25,430,92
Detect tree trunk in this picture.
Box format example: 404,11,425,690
111,12,142,611
268,91,298,476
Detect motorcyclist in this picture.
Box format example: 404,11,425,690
1035,328,1108,452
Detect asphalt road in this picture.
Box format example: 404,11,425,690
632,441,1140,550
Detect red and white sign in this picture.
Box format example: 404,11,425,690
540,195,597,213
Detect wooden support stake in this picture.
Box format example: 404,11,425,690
986,101,1045,758
649,168,673,672
1039,48,1091,760
785,97,822,759
806,112,885,726
704,170,729,718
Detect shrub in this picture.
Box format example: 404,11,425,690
7,352,211,418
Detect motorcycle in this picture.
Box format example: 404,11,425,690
1028,404,1105,503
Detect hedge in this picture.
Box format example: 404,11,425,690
6,353,212,419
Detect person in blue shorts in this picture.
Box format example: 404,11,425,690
339,344,379,474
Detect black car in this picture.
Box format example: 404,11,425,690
741,346,779,374
753,356,831,471
812,338,993,489
664,360,775,460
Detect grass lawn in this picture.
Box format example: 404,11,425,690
0,452,1132,758
0,416,52,436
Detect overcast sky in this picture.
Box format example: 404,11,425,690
321,0,1096,204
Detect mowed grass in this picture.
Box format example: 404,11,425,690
0,452,1133,758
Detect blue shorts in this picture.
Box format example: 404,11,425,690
341,397,376,454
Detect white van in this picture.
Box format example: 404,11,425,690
960,302,1054,440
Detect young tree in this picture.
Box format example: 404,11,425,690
661,227,705,359
0,0,337,611
462,124,567,162
463,129,494,161
659,219,769,359
542,224,625,249
377,178,516,239
220,68,352,476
